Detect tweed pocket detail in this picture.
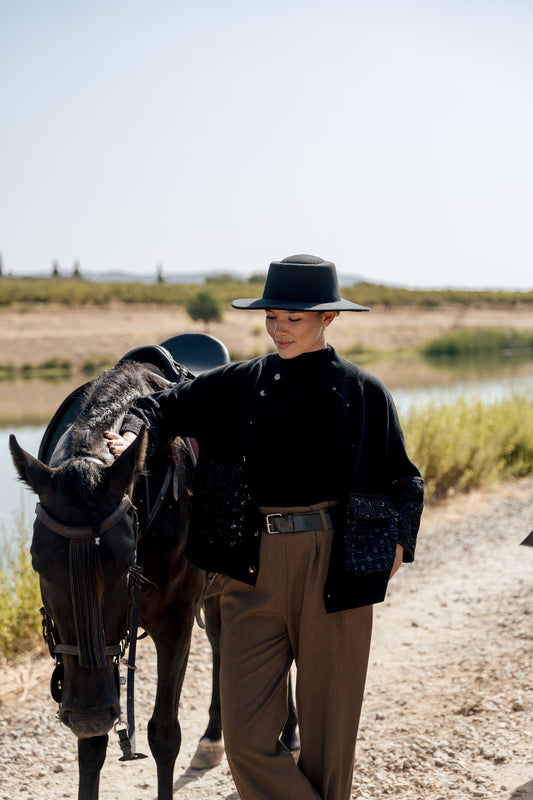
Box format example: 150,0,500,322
344,493,398,574
192,460,255,548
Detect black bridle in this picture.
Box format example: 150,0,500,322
35,456,181,760
36,494,144,757
35,494,136,665
35,494,134,542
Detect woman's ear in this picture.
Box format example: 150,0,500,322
322,311,336,328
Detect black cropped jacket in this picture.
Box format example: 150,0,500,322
123,349,424,612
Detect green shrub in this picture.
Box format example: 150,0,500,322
0,509,41,657
185,290,223,325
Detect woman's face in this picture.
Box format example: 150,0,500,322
265,309,336,359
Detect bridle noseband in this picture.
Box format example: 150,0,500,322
35,494,133,540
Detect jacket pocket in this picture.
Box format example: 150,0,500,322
191,459,255,547
344,493,398,575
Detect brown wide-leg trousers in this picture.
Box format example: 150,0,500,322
219,505,373,800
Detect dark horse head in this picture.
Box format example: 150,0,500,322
9,362,167,739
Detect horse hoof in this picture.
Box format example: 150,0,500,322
190,739,225,770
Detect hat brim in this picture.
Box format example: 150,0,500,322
231,298,370,312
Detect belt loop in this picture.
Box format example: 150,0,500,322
319,509,327,529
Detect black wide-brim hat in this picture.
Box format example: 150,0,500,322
231,254,370,312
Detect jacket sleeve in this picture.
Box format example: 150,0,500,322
121,372,213,440
385,390,424,561
392,476,424,561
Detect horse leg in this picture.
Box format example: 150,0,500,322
147,601,197,800
77,734,108,800
190,593,225,770
281,671,300,753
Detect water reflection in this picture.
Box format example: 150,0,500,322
0,425,44,534
363,353,533,390
364,354,533,413
0,375,87,427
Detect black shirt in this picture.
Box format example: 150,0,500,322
247,346,353,507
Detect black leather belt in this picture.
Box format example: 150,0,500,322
265,510,333,534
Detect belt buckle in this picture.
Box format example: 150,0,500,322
265,513,282,534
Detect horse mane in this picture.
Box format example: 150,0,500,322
58,360,170,520
69,360,169,456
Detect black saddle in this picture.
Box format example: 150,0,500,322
119,344,193,383
159,333,230,376
38,333,230,465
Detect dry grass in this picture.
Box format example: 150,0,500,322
0,646,49,708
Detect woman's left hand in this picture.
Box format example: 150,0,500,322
389,544,404,579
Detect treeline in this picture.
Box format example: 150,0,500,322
1,276,533,308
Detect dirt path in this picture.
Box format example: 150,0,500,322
1,478,533,800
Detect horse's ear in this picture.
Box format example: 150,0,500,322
105,426,148,500
9,434,55,497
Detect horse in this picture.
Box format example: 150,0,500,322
10,357,207,800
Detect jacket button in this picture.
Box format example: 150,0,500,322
248,565,256,574
274,373,281,380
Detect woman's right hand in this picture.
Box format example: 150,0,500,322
104,430,137,459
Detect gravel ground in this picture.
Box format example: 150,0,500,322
1,478,533,800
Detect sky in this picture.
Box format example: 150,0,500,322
1,0,532,290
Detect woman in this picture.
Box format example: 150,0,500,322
106,254,424,800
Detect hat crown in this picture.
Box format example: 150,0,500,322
231,253,370,312
262,255,341,306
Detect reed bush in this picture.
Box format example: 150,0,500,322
403,394,533,501
0,509,41,656
421,327,533,358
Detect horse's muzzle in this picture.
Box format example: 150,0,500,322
60,705,120,739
